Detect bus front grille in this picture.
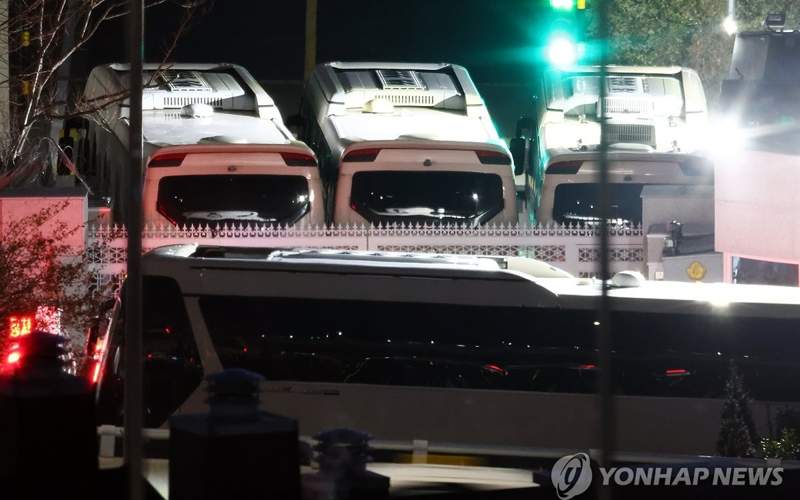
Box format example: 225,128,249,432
606,123,656,147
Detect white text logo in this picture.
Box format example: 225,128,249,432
551,453,784,497
551,453,593,499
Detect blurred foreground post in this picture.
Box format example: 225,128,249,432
169,369,301,500
596,0,615,498
0,332,97,500
125,0,145,499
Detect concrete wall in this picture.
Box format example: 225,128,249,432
642,185,714,231
715,149,800,266
0,187,88,251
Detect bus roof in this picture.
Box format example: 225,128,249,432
538,276,800,318
312,61,485,110
330,108,501,145
140,246,800,319
542,148,709,165
557,65,686,75
85,62,281,120
143,111,292,147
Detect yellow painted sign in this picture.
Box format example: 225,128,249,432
687,261,707,281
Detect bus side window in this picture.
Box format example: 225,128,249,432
141,276,203,427
98,277,203,427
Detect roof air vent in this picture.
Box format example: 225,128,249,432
362,98,395,114
160,70,212,92
376,69,425,90
181,102,215,118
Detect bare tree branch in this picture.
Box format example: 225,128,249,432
1,0,207,180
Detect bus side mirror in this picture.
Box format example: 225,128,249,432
509,137,527,176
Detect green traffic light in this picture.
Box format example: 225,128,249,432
546,34,579,68
550,0,575,10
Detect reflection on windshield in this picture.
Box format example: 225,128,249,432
157,174,310,226
350,171,504,226
553,183,647,225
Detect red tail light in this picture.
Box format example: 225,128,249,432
91,362,101,384
547,161,583,174
343,148,381,162
476,150,511,165
483,363,508,376
577,363,597,370
149,152,187,168
281,152,317,167
665,368,690,377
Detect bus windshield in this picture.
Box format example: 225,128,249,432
157,174,310,226
350,171,504,226
552,183,647,225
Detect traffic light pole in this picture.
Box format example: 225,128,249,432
125,1,144,499
304,0,318,80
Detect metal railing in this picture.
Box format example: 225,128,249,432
85,222,646,281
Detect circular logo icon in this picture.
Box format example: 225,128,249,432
687,261,707,281
551,452,593,500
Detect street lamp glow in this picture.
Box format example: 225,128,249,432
546,35,579,68
723,16,738,35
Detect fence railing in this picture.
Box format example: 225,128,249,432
86,223,646,280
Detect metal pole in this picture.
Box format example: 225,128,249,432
596,0,614,498
304,0,318,80
728,0,735,18
125,0,144,499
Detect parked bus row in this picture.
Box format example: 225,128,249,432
75,61,715,229
78,62,516,228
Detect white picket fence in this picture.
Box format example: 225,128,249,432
86,223,646,281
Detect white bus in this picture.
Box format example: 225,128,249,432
539,65,708,154
94,246,800,456
511,66,713,225
297,62,519,227
80,63,324,226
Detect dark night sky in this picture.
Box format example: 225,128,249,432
87,0,546,81
85,0,547,135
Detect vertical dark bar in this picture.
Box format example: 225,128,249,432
304,0,318,80
596,0,614,498
125,0,144,499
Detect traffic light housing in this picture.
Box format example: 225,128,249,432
544,0,591,68
550,0,574,10
549,0,588,11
